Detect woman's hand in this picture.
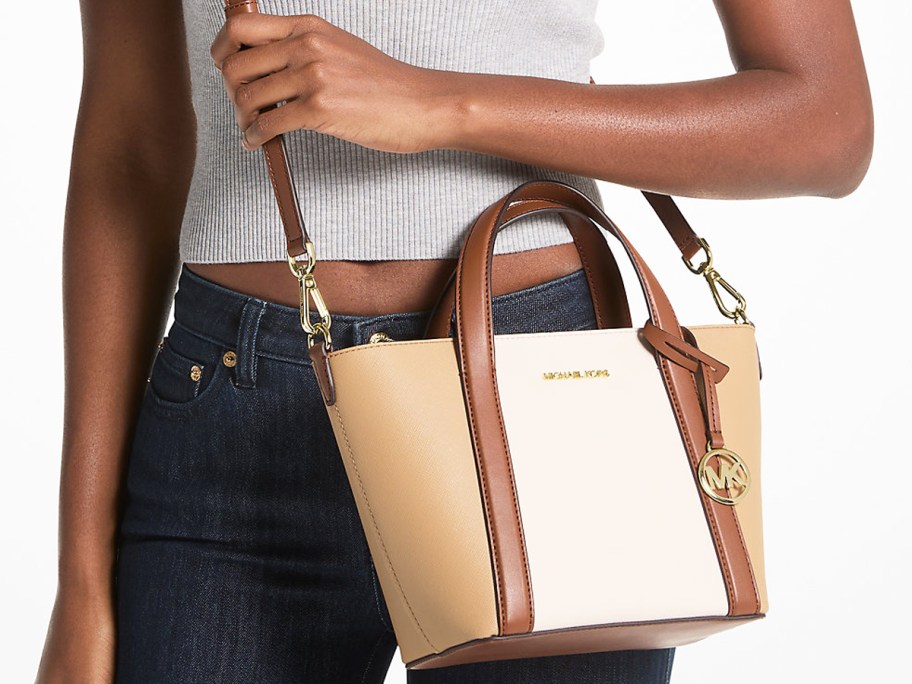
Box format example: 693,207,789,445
35,585,116,684
210,13,462,154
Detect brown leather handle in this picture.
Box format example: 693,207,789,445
223,0,705,266
422,200,632,338
453,180,690,401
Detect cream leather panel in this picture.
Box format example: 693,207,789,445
689,325,768,614
493,327,730,632
324,339,498,663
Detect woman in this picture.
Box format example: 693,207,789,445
36,1,872,682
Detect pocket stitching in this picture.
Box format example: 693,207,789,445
154,343,205,400
146,337,229,416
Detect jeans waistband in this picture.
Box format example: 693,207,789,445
172,262,591,362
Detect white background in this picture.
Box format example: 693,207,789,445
1,1,909,682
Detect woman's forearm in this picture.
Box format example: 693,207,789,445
436,0,873,200
439,67,872,200
58,117,194,593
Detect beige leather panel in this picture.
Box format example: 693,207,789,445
324,339,498,663
493,328,729,631
689,325,768,614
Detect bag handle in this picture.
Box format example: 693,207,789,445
422,200,634,338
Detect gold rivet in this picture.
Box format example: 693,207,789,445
189,365,202,381
368,331,395,344
222,350,237,367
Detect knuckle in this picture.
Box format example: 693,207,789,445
303,60,328,83
253,113,271,136
220,53,242,83
225,14,247,41
306,90,329,113
235,82,254,107
297,30,327,53
296,13,327,29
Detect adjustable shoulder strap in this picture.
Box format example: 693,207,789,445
224,0,310,259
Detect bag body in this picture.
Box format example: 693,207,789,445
305,181,767,668
319,321,766,668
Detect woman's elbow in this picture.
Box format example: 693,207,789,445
810,92,875,199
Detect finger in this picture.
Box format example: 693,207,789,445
220,40,292,99
233,70,302,129
210,13,325,69
211,14,291,66
242,98,313,150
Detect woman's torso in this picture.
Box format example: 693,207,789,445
181,0,605,314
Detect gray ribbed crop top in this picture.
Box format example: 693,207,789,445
178,1,606,262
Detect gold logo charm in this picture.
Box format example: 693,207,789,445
698,447,750,505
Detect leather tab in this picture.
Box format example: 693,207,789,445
696,361,725,450
308,342,336,406
641,321,729,382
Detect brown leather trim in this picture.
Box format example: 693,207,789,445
659,353,760,614
423,269,458,338
646,322,729,450
570,214,633,330
640,192,703,261
455,198,537,635
224,0,259,12
642,321,729,382
308,342,335,406
407,614,765,670
453,181,761,637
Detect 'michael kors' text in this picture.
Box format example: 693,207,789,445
542,369,611,381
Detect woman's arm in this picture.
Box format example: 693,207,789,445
212,0,873,199
445,0,875,199
36,0,195,681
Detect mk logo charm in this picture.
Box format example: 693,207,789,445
698,447,751,505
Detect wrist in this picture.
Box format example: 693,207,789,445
58,548,116,597
421,69,478,152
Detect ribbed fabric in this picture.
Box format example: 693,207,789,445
179,1,606,262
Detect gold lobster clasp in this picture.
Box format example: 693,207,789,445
287,240,333,350
682,237,752,325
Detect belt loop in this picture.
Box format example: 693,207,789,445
234,299,267,389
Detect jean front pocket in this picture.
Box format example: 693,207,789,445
146,323,231,416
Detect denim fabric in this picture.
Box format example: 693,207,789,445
113,262,675,683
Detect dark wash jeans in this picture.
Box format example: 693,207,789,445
114,262,675,683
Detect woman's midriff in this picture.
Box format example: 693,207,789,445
185,240,584,316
